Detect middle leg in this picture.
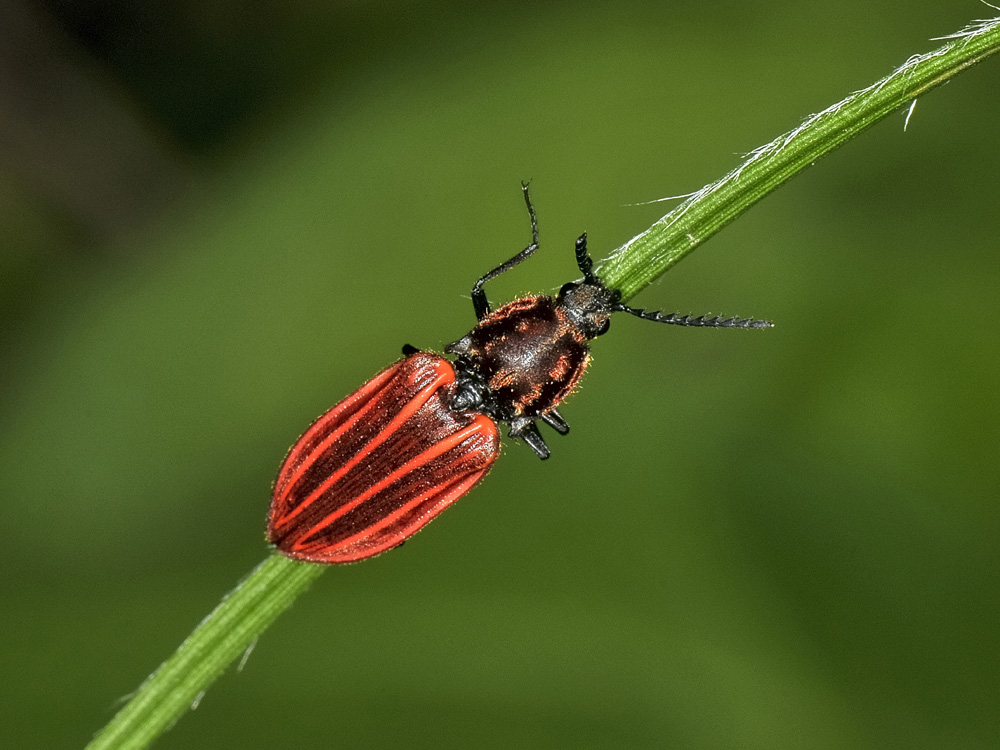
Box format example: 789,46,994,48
470,183,540,320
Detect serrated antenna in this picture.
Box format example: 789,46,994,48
613,304,773,329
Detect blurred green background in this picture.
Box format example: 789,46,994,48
2,1,998,748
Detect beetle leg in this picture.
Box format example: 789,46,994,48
511,418,550,460
470,183,541,321
541,409,570,435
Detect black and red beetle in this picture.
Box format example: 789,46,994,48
267,185,771,563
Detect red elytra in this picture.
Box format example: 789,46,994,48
267,352,500,564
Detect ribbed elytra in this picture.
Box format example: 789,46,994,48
268,353,500,564
267,184,770,563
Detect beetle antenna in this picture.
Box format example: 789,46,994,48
613,303,773,329
574,233,600,285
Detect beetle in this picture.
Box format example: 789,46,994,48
267,184,771,563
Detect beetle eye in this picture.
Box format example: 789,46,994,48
596,317,611,336
559,282,577,297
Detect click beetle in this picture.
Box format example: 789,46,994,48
267,185,771,563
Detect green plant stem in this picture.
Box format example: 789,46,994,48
85,14,1000,750
85,554,325,750
599,15,1000,299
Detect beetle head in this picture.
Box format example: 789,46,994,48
556,280,618,339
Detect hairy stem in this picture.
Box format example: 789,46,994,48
85,554,324,750
598,16,1000,299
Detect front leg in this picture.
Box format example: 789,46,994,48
470,183,541,320
511,417,550,460
541,409,569,435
